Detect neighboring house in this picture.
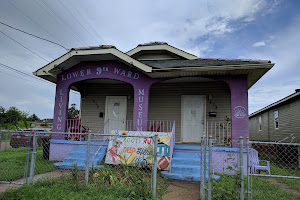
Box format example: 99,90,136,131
33,42,274,147
249,89,300,142
31,118,53,129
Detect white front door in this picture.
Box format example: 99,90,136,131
105,96,127,133
182,95,205,143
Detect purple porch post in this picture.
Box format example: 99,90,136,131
133,85,151,131
218,75,249,147
52,81,70,139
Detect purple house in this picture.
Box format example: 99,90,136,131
34,42,274,147
34,42,274,178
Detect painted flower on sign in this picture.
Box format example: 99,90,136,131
233,106,246,118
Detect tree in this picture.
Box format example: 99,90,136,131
68,103,80,118
28,114,40,121
5,107,23,127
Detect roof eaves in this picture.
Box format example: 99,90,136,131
126,43,198,60
33,45,152,76
249,92,300,117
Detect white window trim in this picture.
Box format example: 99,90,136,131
274,110,279,129
258,116,262,131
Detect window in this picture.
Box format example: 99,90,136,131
274,111,279,129
259,117,262,131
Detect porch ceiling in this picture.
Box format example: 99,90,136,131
148,64,273,88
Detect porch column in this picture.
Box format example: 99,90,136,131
133,85,151,131
220,75,249,147
52,82,70,139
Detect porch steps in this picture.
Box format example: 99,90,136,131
161,144,220,182
54,146,107,170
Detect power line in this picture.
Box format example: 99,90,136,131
66,0,105,44
40,0,89,46
0,21,69,50
0,62,80,95
33,0,85,47
0,30,49,62
8,0,67,48
0,62,52,84
57,0,99,45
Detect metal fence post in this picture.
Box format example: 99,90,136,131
152,134,158,199
85,132,91,185
246,137,251,200
0,128,2,152
5,132,8,150
29,131,37,185
239,136,244,200
25,133,31,184
208,136,212,200
200,136,206,200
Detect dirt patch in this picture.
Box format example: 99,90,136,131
0,170,69,193
267,178,300,197
163,180,200,200
0,142,11,150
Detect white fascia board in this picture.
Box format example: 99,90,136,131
34,48,152,77
126,44,198,60
151,63,274,71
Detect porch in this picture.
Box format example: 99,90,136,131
66,118,231,146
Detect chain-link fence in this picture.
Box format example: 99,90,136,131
247,140,300,200
200,136,300,200
200,136,245,200
0,130,166,199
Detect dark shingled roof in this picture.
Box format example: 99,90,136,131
141,58,271,69
138,41,168,47
71,45,116,51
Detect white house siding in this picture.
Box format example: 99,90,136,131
149,82,231,142
80,81,231,142
80,83,134,132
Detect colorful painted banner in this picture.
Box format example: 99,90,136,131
105,130,172,170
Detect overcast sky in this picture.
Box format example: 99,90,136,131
0,0,299,119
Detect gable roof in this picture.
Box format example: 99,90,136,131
126,42,198,60
33,42,274,88
33,45,152,82
250,90,300,117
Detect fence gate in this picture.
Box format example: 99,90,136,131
0,130,32,186
247,140,300,200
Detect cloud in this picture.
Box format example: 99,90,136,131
0,0,282,119
252,41,266,47
245,16,300,113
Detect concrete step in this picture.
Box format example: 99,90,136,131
62,158,100,165
67,152,106,159
161,171,220,182
173,151,208,160
171,165,201,175
54,162,105,170
171,158,201,166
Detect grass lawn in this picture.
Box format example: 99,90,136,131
0,165,169,200
0,147,55,181
209,174,299,200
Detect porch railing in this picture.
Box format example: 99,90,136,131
67,118,89,141
169,120,176,173
91,120,110,164
106,119,174,133
206,121,231,146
